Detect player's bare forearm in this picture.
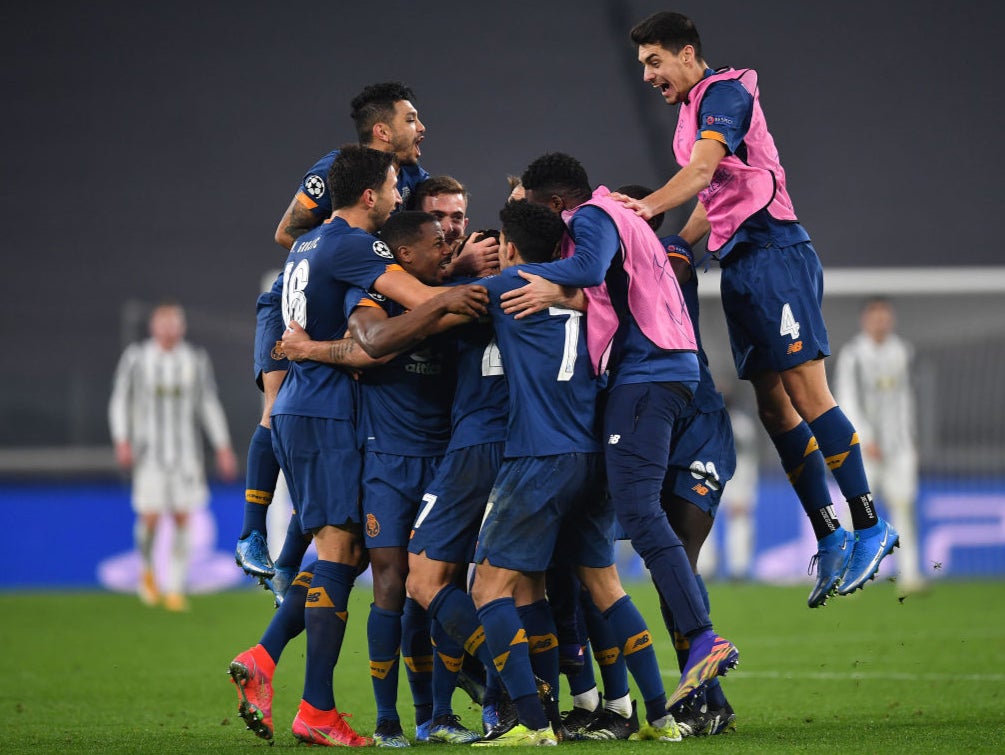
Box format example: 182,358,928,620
275,196,321,250
282,322,390,368
351,285,488,358
611,139,726,219
679,202,711,247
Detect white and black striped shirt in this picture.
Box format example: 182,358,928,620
108,340,232,473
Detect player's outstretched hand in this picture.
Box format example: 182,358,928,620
450,231,500,277
437,284,489,318
281,321,312,361
500,270,564,319
609,191,656,221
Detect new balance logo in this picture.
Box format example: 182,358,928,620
608,434,621,445
787,341,804,354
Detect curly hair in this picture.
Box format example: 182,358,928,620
498,199,567,263
520,152,592,204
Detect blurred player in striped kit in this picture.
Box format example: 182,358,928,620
835,298,925,593
108,302,237,611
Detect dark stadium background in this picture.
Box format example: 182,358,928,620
2,0,1001,460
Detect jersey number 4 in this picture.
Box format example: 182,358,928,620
779,302,801,340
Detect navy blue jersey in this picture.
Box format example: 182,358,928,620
482,268,601,457
295,149,430,221
524,206,699,389
660,236,724,414
448,317,508,451
699,74,810,257
271,218,400,419
347,289,456,456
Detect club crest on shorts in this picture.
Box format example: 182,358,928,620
304,174,326,199
366,513,381,538
372,240,394,259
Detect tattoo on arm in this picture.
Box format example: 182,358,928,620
329,338,359,365
284,201,320,243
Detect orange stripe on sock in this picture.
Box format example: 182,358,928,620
623,629,652,656
593,646,620,666
825,451,850,470
370,658,398,679
403,655,434,674
437,652,463,673
528,633,558,655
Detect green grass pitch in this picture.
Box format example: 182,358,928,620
2,579,1003,753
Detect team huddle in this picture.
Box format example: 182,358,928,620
227,11,900,748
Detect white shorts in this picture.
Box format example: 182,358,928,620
132,461,209,515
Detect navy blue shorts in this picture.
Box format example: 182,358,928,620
253,274,289,390
408,442,504,564
720,241,830,380
474,453,611,572
270,414,362,533
362,450,441,549
663,407,736,517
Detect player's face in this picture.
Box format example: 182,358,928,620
149,306,185,349
497,231,516,271
638,43,696,105
862,302,895,342
371,166,402,230
421,192,468,245
524,188,562,214
406,221,452,285
387,100,425,166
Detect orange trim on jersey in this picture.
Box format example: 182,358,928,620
699,130,727,145
386,263,405,273
295,190,318,210
666,252,691,264
355,299,382,309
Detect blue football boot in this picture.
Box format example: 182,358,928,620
838,518,900,596
235,530,275,579
807,527,853,607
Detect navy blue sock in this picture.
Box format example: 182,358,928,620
428,584,495,672
401,598,433,726
809,407,878,529
771,422,842,538
275,513,311,572
302,560,355,711
584,595,629,700
517,600,559,693
478,597,547,730
603,594,666,723
431,618,463,719
240,425,281,539
567,640,598,697
368,603,403,724
260,563,312,661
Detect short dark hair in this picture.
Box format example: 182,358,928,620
350,81,416,144
412,176,468,211
520,152,592,204
630,11,703,59
327,145,395,210
380,211,437,260
614,184,665,233
499,200,567,264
